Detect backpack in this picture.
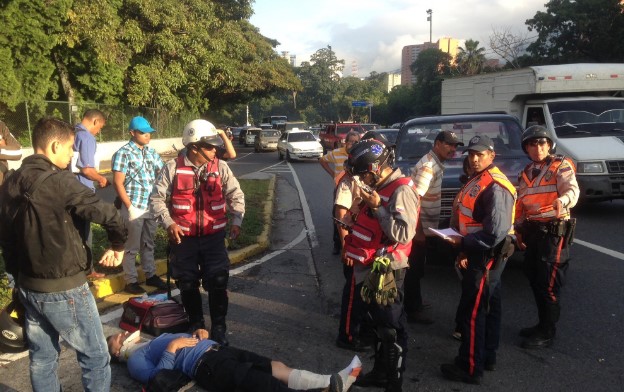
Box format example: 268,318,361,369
119,293,190,337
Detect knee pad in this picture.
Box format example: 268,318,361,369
377,327,398,345
177,280,200,291
203,270,229,291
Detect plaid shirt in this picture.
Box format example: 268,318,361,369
111,141,164,210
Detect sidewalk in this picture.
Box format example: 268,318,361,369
92,160,276,313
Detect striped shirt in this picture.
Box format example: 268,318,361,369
320,147,349,180
411,151,444,234
111,141,164,210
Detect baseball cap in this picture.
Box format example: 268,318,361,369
434,130,464,146
128,116,156,133
466,135,494,152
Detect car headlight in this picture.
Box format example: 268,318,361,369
577,161,604,173
293,148,301,152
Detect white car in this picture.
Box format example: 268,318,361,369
277,130,323,162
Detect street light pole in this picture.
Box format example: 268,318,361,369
426,9,432,43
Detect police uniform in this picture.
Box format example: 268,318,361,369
151,153,244,344
516,153,579,348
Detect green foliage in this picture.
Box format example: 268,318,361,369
411,48,453,116
525,0,624,64
455,39,487,76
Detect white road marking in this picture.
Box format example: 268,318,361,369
287,162,319,248
575,239,624,260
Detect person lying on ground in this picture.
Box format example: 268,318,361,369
107,328,361,392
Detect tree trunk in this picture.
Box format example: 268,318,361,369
53,51,76,121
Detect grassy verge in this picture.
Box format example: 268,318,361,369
0,178,270,310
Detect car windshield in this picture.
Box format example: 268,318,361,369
396,120,523,162
261,130,280,137
337,124,363,134
378,130,399,143
288,132,317,142
548,100,624,138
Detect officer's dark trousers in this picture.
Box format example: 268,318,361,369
404,240,426,313
338,264,367,343
194,346,303,392
456,250,507,377
170,231,230,326
523,229,569,330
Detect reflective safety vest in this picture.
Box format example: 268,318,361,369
457,166,516,236
343,177,414,265
170,155,227,236
518,156,574,222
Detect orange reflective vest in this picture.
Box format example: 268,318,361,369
170,155,227,236
457,166,516,236
517,156,574,222
343,177,414,265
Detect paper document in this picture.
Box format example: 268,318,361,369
428,227,463,241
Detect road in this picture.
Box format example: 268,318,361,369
1,144,623,391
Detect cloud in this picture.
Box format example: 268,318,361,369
251,0,546,76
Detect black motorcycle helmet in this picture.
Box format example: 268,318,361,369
345,139,392,180
0,297,27,351
521,125,556,154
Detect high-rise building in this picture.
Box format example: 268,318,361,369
401,38,459,85
385,71,402,92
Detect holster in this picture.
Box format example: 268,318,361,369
489,235,514,269
562,218,576,249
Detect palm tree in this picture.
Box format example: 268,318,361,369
455,39,487,75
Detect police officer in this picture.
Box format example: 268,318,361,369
515,125,579,349
343,139,419,392
151,119,245,346
440,135,516,385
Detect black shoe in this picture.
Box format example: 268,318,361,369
518,324,541,337
124,282,146,295
353,367,388,388
328,373,344,392
211,324,230,346
440,363,482,385
521,329,554,349
484,356,497,371
145,275,168,290
335,337,372,352
406,310,434,325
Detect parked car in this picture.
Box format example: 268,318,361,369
319,122,365,153
277,130,323,162
361,123,380,132
237,127,249,145
375,128,399,144
245,127,261,146
394,113,529,223
255,129,281,152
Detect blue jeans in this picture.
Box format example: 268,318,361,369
19,282,110,392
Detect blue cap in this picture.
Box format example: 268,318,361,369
128,116,156,133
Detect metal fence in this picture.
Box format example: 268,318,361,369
0,101,198,146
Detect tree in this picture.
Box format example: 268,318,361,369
489,26,533,69
525,0,624,64
455,39,487,75
411,48,452,115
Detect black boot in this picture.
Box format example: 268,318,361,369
209,288,229,346
384,340,404,392
522,303,559,349
519,300,546,337
354,337,387,388
181,288,205,331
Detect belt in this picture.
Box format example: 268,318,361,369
192,343,220,377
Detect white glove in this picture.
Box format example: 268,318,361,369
128,205,147,221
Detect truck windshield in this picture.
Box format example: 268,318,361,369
549,100,624,138
396,120,523,162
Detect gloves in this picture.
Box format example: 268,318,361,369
128,205,147,221
360,255,398,306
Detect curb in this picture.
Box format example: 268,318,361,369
92,173,276,313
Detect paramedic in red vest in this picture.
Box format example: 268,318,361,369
150,119,245,347
439,135,516,385
342,139,419,392
514,125,579,349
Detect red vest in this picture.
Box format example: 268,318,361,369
518,156,574,222
170,155,227,236
457,166,516,236
343,177,414,265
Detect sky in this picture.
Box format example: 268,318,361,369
249,0,549,76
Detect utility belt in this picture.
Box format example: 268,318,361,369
487,235,515,270
523,218,576,248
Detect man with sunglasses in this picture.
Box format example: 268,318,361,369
151,119,244,347
514,125,579,349
112,116,167,294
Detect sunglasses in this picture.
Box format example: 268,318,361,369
527,138,549,147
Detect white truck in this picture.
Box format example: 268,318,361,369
441,63,624,201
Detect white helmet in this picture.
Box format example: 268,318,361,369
182,119,224,148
